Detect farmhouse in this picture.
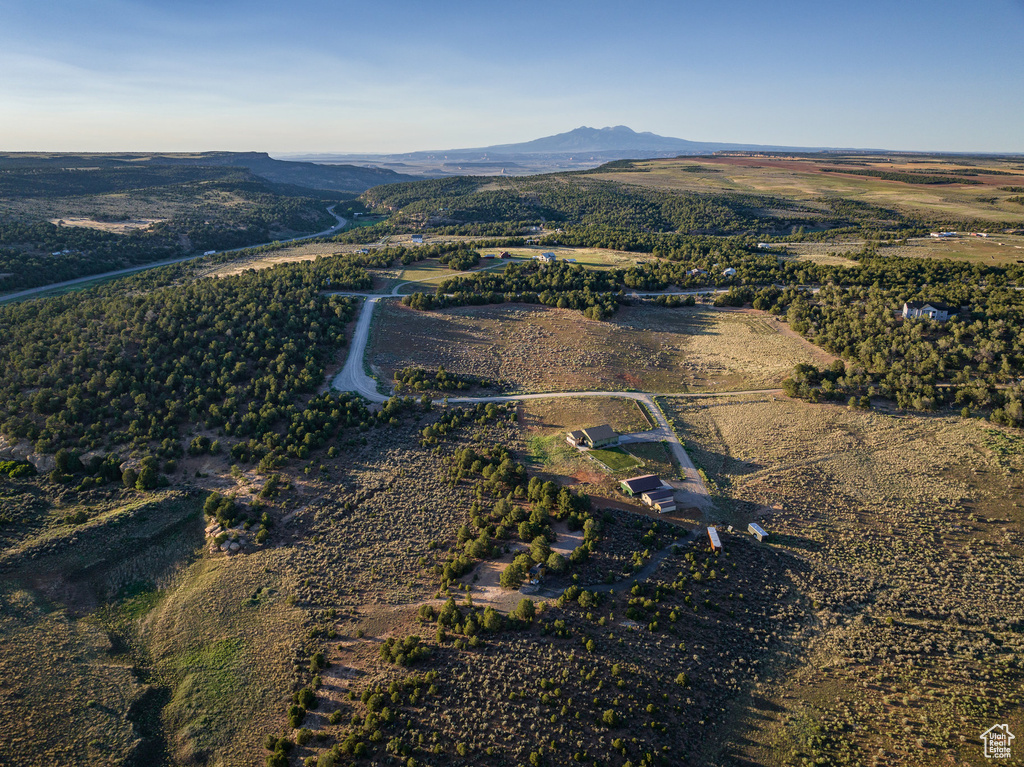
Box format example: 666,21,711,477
411,234,424,244
567,425,618,449
748,522,769,541
620,474,663,497
722,267,737,277
641,487,677,513
903,301,955,322
537,252,557,263
707,526,722,552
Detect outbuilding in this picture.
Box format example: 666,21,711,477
707,526,722,552
747,522,768,542
642,488,676,513
621,474,663,497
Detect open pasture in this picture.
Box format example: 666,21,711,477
590,155,1024,224
369,301,825,394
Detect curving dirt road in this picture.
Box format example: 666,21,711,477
0,206,348,304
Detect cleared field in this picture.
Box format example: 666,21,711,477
897,233,1024,265
204,242,370,278
589,156,1024,223
519,396,652,436
779,243,861,267
48,216,165,233
369,302,826,394
475,246,659,271
661,395,1024,765
783,233,1024,266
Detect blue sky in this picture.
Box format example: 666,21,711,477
1,0,1022,152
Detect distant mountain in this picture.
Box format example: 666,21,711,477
287,126,824,177
0,151,415,194
476,125,790,156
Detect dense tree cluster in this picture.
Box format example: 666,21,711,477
821,167,982,185
393,366,494,393
777,283,1024,423
0,256,376,458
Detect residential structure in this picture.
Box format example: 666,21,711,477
566,425,618,449
722,267,737,277
411,234,424,244
537,252,557,263
620,474,663,497
903,301,955,322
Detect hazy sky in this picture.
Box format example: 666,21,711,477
2,0,1023,153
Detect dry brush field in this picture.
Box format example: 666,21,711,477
661,395,1024,765
369,301,826,394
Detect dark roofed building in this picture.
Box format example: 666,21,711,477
620,474,663,496
581,425,617,448
641,487,676,513
566,430,586,447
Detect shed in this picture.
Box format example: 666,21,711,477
620,474,662,497
747,522,768,542
707,526,722,552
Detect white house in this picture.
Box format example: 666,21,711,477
903,301,954,322
722,267,737,277
411,234,424,244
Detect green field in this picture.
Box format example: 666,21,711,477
586,446,642,472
